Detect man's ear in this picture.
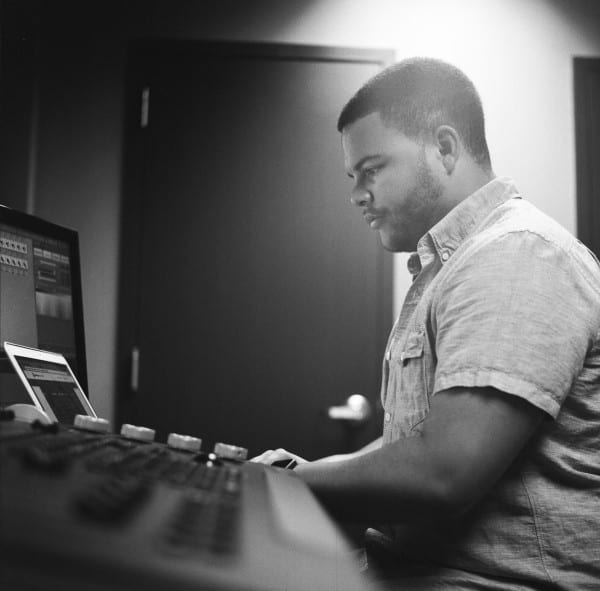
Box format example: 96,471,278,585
435,125,459,174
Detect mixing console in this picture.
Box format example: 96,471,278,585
0,414,375,591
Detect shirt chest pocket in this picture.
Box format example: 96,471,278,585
386,330,431,440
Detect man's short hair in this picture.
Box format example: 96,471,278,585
337,57,492,170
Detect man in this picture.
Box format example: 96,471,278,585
253,58,600,589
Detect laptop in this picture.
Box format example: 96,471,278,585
4,342,96,425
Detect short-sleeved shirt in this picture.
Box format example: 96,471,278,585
378,178,600,589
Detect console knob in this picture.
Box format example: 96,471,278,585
74,415,111,433
120,423,155,442
213,442,248,461
167,433,202,453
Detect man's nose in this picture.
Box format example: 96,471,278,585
350,190,373,207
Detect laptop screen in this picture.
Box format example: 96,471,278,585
12,355,88,425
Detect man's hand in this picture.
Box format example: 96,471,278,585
250,437,382,467
250,448,308,467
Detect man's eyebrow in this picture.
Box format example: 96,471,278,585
347,154,383,176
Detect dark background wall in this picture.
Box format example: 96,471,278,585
1,0,334,420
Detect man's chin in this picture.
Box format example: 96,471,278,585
379,232,407,253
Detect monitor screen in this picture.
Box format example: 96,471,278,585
0,205,88,391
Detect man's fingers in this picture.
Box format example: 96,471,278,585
249,448,306,465
249,449,275,463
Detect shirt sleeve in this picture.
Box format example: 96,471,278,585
432,230,600,418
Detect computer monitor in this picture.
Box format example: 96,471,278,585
0,205,88,392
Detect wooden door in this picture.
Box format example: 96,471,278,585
575,58,600,257
117,42,393,459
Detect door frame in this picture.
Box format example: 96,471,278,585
115,40,395,434
575,57,600,256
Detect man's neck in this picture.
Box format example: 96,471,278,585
444,166,496,212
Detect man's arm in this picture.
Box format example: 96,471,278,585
316,436,383,464
295,386,544,523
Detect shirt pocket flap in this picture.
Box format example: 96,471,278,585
400,330,424,362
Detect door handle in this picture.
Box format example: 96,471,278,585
327,394,371,424
130,346,140,393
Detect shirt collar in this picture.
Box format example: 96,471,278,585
410,177,520,271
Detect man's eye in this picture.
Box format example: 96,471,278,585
365,167,379,179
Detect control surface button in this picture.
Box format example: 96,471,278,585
120,423,156,442
167,433,202,453
74,415,111,433
214,442,248,461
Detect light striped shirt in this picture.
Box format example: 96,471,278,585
379,177,600,589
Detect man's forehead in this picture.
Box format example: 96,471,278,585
342,112,387,142
341,112,404,171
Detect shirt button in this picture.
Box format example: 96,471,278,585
441,250,450,262
384,412,392,422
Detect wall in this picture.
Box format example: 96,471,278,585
4,0,600,422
